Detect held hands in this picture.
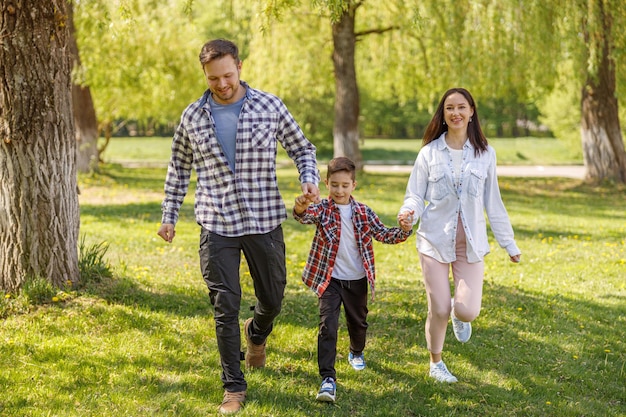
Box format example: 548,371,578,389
157,223,176,243
397,210,415,232
295,182,320,214
294,194,314,214
301,182,321,204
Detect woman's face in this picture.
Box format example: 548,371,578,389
443,93,474,131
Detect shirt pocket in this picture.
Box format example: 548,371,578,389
250,113,279,149
319,217,339,244
427,170,448,201
468,168,485,197
187,122,218,158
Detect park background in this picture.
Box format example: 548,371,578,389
1,1,626,416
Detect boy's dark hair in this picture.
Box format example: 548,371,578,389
199,39,240,66
327,157,356,180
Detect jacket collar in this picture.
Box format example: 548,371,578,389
436,132,475,152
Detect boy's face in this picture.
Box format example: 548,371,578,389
325,171,356,205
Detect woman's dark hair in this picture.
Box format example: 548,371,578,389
422,87,488,156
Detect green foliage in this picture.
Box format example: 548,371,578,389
20,276,57,305
0,236,113,318
72,0,626,146
74,0,208,127
78,235,113,285
537,60,582,147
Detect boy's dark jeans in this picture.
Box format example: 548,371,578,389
318,277,368,380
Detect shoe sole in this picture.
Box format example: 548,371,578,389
316,393,336,402
429,373,458,383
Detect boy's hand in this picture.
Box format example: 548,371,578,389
397,210,415,232
294,194,313,214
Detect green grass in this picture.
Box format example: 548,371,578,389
100,136,583,167
1,162,624,416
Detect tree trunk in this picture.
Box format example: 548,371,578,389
332,4,362,170
68,1,99,173
0,0,80,291
580,0,626,184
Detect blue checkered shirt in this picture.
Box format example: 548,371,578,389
161,82,320,236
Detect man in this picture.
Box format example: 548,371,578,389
157,38,320,414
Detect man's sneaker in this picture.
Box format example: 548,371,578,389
218,390,246,414
451,299,472,343
316,377,336,402
244,318,266,368
348,352,366,371
429,361,458,383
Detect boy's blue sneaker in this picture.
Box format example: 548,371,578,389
348,352,366,371
316,377,336,402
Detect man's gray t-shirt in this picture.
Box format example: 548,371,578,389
209,94,245,172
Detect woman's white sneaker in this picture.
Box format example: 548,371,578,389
451,299,472,343
429,360,458,383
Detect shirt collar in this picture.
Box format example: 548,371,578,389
437,132,475,151
201,80,252,109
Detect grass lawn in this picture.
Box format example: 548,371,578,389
99,136,583,167
1,160,624,416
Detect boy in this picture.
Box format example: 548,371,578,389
293,157,413,402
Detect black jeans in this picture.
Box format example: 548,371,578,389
199,226,286,392
317,277,368,380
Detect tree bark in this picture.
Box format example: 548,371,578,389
332,3,362,170
0,0,80,291
68,1,99,173
580,0,626,183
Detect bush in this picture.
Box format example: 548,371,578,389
78,235,113,284
21,276,57,305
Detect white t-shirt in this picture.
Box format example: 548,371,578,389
332,204,366,280
450,147,463,188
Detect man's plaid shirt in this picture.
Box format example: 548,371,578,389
293,196,412,299
161,82,319,236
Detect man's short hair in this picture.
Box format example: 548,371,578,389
199,39,240,66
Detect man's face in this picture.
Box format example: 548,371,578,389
202,55,242,105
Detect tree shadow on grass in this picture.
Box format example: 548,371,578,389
80,201,195,223
360,279,626,417
66,250,625,416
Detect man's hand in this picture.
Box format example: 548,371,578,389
157,223,176,243
301,182,320,203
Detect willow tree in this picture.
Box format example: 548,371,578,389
251,0,563,166
254,0,418,169
254,0,626,182
69,0,99,173
575,0,626,182
0,0,80,291
73,0,206,151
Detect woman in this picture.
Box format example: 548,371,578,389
398,88,521,383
